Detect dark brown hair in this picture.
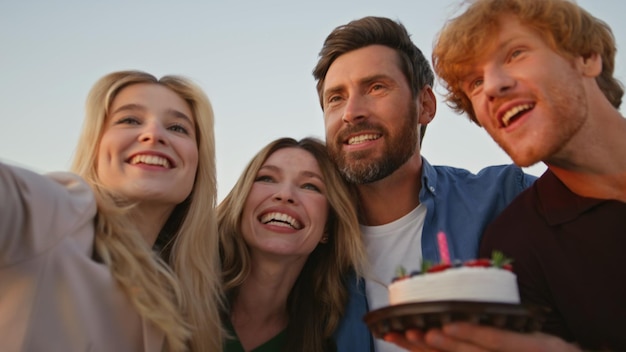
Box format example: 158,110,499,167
219,137,367,352
313,16,434,140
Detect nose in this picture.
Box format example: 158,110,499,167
483,64,516,101
273,183,296,204
342,93,367,124
139,120,167,145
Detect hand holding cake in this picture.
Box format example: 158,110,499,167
364,233,543,345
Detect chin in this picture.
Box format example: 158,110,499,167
509,154,541,168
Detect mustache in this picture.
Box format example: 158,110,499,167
336,122,385,143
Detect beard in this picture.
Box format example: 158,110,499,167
492,69,588,168
328,102,418,184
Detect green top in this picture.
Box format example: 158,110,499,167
223,320,286,352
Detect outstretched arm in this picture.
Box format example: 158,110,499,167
0,162,95,265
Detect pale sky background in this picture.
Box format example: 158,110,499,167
1,0,624,201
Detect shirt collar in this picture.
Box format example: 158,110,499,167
536,169,605,225
420,157,438,196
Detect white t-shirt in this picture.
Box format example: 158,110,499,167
362,203,426,352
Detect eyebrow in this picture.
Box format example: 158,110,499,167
111,103,145,115
169,109,194,126
458,36,520,79
260,165,325,182
300,170,324,182
111,103,194,125
323,74,393,100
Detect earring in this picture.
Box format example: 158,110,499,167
320,235,329,244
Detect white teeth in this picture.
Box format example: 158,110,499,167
129,155,171,168
502,104,533,127
348,134,380,145
260,212,302,230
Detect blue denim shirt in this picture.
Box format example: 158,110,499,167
334,157,536,351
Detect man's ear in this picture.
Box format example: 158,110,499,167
418,85,437,126
580,52,602,78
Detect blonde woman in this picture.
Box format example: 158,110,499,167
219,137,367,352
0,70,222,351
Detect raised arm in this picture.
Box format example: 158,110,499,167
0,162,96,266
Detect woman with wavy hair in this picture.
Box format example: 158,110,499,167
0,70,223,351
219,137,367,352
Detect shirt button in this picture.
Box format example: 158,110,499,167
429,186,435,192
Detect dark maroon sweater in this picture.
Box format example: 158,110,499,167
480,170,626,351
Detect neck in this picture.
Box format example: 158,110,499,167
230,256,304,349
233,255,304,320
131,202,175,246
356,152,423,226
546,100,626,202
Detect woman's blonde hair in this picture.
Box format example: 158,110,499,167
71,70,223,351
218,137,367,352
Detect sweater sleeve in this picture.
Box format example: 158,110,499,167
0,162,96,267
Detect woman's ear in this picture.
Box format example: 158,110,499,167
320,234,329,244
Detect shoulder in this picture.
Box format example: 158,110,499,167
427,160,535,192
1,163,93,205
436,163,532,182
47,171,95,207
4,164,95,214
479,184,539,255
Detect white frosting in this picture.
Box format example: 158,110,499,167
389,267,520,305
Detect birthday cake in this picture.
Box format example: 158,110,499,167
389,251,520,305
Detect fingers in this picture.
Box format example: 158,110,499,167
382,324,580,352
425,323,581,352
383,332,420,351
405,328,427,343
424,328,488,352
384,329,438,352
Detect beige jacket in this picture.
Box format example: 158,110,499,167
0,163,164,352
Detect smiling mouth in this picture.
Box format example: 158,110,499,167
128,155,172,168
260,212,302,230
501,103,534,127
347,133,381,145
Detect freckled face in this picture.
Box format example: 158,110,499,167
241,148,329,260
463,16,588,167
97,83,198,207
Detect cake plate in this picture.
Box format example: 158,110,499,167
364,301,546,339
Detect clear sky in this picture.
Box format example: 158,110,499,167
1,0,624,201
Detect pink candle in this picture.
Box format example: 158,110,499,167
437,231,451,264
